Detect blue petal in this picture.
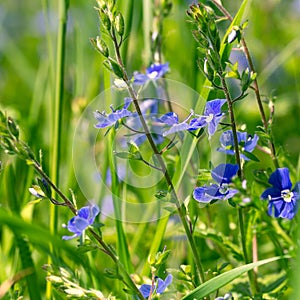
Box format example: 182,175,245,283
158,112,178,125
236,131,247,144
268,168,292,190
133,73,149,85
78,206,90,219
211,164,239,184
261,186,281,200
188,116,207,131
244,134,259,152
146,63,169,79
204,99,226,115
268,200,285,218
157,274,173,294
279,201,297,219
220,130,234,147
139,284,152,298
207,118,218,136
72,217,90,231
193,185,221,203
223,188,238,200
163,122,189,136
62,233,80,240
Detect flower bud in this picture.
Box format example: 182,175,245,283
96,36,109,57
99,9,111,31
7,117,19,140
114,12,124,37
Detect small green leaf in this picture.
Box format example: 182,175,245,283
243,151,260,162
114,151,142,160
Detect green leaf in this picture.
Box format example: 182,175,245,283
182,256,288,300
114,151,142,160
243,151,260,162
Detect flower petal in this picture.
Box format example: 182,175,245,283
204,99,226,115
157,274,173,294
268,168,292,190
211,164,239,185
139,284,152,298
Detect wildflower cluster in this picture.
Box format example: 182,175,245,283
0,0,299,299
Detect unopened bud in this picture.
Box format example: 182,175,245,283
96,36,109,57
99,9,111,31
114,12,124,37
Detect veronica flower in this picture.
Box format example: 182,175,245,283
139,274,172,298
133,63,169,85
62,204,100,240
217,130,259,160
193,164,239,203
189,99,226,137
261,168,300,220
94,98,133,128
158,112,191,136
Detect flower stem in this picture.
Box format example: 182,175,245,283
238,208,259,295
219,75,242,178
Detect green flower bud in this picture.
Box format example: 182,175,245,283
99,9,111,31
114,12,124,37
96,0,107,9
96,36,109,57
7,117,19,140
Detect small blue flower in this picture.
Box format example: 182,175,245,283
189,99,226,137
133,63,169,85
217,130,259,160
94,98,133,128
261,168,300,220
158,112,190,136
62,204,100,240
139,274,172,298
215,293,233,300
193,164,239,203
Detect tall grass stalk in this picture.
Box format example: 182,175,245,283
47,0,69,298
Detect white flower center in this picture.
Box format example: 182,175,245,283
206,113,214,123
219,184,228,195
148,71,158,79
281,189,293,202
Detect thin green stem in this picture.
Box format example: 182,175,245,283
238,208,259,295
219,75,242,178
32,160,76,214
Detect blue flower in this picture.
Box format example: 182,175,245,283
62,204,100,240
215,293,233,300
217,130,259,160
158,112,190,136
139,274,172,298
94,98,133,128
261,168,300,220
193,164,239,203
133,63,169,85
189,99,226,137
